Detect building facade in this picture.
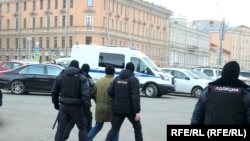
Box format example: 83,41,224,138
211,25,250,70
0,0,172,67
169,18,210,69
210,43,230,67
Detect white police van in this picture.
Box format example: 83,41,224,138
70,43,175,98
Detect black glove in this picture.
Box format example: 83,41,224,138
54,103,59,110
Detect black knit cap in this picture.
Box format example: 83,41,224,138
125,62,135,72
221,61,240,78
69,60,79,68
81,64,90,74
105,65,115,75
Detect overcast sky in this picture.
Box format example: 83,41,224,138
145,0,250,27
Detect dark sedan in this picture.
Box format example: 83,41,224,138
0,64,64,95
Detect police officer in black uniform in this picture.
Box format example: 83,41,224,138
63,63,95,140
52,60,90,141
191,61,250,125
105,62,143,141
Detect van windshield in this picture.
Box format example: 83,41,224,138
142,57,159,71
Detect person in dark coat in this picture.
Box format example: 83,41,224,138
51,60,91,141
88,65,119,141
191,61,250,125
63,63,95,140
105,62,143,141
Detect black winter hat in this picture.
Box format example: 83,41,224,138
69,60,79,68
125,62,135,72
81,64,90,74
105,65,115,75
221,61,240,78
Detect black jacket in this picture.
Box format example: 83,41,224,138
107,69,141,115
51,67,90,108
191,77,250,125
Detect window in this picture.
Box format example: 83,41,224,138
55,0,58,9
6,38,9,49
16,2,19,12
39,37,42,48
47,17,50,30
70,15,73,26
70,0,73,8
32,38,35,49
0,4,2,13
15,38,18,49
86,36,92,45
131,57,153,75
40,17,43,28
54,16,57,27
54,37,57,48
103,17,106,27
69,36,72,48
32,18,36,29
40,0,43,9
62,37,65,48
23,38,26,49
7,3,10,13
0,39,1,49
33,1,36,10
47,66,62,75
87,0,93,7
86,16,93,26
46,37,50,48
99,53,125,69
24,2,26,11
15,19,18,31
63,0,66,8
0,19,2,31
24,18,26,28
47,0,50,9
7,19,10,29
20,66,44,74
62,16,65,27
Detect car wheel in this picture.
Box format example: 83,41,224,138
192,87,202,98
144,84,158,97
10,80,25,95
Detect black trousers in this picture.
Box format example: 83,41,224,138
55,104,87,141
105,113,143,141
63,107,93,140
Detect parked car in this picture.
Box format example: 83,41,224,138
193,67,222,80
190,70,213,81
194,67,250,85
0,61,24,71
0,64,64,95
161,68,210,98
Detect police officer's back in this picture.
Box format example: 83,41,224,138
51,60,90,141
191,61,250,125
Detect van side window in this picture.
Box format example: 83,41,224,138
131,57,153,75
99,53,125,69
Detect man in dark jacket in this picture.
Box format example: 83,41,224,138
105,62,143,141
63,63,95,140
191,61,250,125
51,60,90,141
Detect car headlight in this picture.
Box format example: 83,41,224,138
159,74,170,81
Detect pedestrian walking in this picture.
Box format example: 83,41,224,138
105,62,143,141
63,63,95,140
88,65,119,141
191,61,250,125
51,60,91,141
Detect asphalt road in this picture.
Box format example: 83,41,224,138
0,91,197,141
